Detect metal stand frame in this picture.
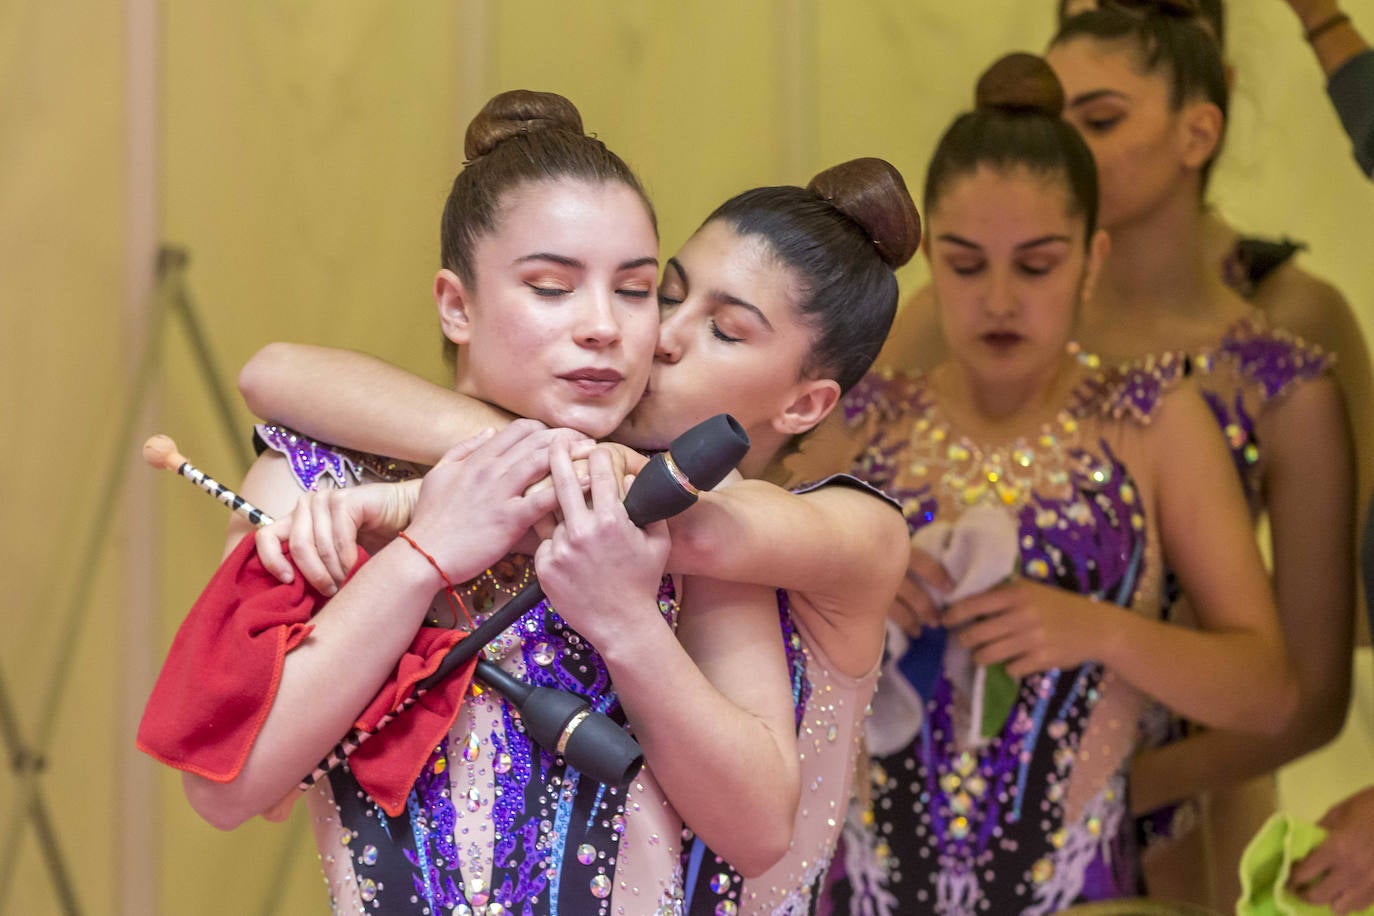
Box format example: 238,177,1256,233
0,247,304,914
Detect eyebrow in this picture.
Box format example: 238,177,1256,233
935,233,1073,251
666,257,775,332
514,253,659,272
1066,88,1129,108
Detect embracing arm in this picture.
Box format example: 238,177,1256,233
238,342,511,463
667,480,907,676
1131,377,1354,813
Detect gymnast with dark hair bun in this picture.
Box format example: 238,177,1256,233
802,51,1296,913
230,138,934,912
1043,4,1359,907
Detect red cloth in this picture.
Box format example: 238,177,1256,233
137,533,477,817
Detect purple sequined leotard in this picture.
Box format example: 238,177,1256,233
824,359,1184,915
257,425,686,916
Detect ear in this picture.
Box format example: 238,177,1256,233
771,377,842,437
1081,228,1111,306
1178,100,1223,172
434,269,473,346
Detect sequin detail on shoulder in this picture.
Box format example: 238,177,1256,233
841,370,929,426
1072,351,1189,425
256,423,422,493
1195,316,1331,404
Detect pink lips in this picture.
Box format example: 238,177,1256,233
559,367,624,397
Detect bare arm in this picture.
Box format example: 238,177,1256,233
243,341,907,655
182,453,444,828
1258,266,1374,539
534,445,799,875
668,480,907,677
182,423,565,829
1282,0,1370,78
948,382,1298,733
1131,377,1354,812
238,342,512,463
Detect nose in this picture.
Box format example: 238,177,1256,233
655,309,684,364
985,267,1017,320
574,288,622,348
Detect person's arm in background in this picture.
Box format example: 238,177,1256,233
1285,496,1374,913
1282,0,1374,175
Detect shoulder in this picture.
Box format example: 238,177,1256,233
1072,351,1191,427
255,423,423,492
876,283,945,374
839,369,929,428
1254,263,1363,362
1201,314,1333,404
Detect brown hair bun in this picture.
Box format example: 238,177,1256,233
1113,0,1201,16
975,52,1065,118
464,90,585,161
808,157,921,269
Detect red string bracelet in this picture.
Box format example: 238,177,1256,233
397,530,474,629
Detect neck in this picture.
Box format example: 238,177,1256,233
1096,187,1210,315
942,353,1076,431
740,434,785,481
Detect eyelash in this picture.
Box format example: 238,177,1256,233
527,283,569,298
709,319,742,343
1082,116,1122,133
526,284,653,300
949,262,1053,277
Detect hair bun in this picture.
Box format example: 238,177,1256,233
464,90,585,161
1113,0,1201,16
808,158,921,269
975,52,1065,118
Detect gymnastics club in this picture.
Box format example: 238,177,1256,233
143,414,751,788
141,433,646,788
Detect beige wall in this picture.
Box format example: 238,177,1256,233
4,2,1372,913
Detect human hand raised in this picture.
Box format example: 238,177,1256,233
1281,0,1343,31
1290,783,1374,913
255,477,423,594
943,579,1114,679
534,439,670,652
519,439,650,545
405,419,591,584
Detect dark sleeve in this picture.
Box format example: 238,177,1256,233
1328,48,1374,177
1362,493,1374,670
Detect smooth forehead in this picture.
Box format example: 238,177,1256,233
1048,34,1165,99
483,178,658,258
676,220,804,301
930,165,1083,236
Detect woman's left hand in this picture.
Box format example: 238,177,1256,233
943,579,1115,679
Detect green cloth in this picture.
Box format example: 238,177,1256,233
1237,812,1374,915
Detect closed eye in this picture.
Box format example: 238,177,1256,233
526,282,570,298
709,319,742,343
